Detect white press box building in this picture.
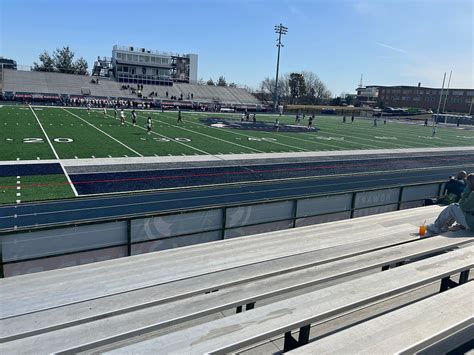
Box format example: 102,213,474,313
111,45,198,86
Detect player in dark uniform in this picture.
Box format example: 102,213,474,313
273,119,280,132
177,108,182,123
131,110,137,126
308,115,313,129
252,113,256,124
424,118,428,126
343,114,346,123
351,113,355,123
373,117,378,127
114,107,117,119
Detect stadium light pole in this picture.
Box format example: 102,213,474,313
274,24,288,112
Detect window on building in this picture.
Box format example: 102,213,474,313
466,98,473,104
133,55,138,61
413,97,420,101
466,91,474,96
402,90,411,94
127,54,133,61
452,90,464,96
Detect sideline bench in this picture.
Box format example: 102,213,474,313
1,206,472,353
288,282,474,355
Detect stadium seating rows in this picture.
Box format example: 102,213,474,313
2,205,473,354
2,69,260,105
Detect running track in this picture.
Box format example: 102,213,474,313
0,166,469,232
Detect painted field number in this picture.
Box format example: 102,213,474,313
8,137,76,143
248,137,277,142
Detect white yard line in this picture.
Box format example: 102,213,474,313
158,112,310,152
62,108,143,157
29,105,79,197
141,114,265,153
105,113,215,157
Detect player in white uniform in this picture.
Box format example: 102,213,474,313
120,109,125,125
147,116,153,134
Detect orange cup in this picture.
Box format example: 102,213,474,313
419,225,427,237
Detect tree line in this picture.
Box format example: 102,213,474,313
31,47,353,105
33,46,88,75
200,71,340,106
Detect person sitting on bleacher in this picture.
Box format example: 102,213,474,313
427,173,474,235
440,171,467,204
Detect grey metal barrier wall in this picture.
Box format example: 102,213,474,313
0,181,444,277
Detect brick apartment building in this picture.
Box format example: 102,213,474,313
357,84,474,114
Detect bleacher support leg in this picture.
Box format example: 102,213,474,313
236,302,255,313
283,325,311,352
459,270,470,284
440,269,470,293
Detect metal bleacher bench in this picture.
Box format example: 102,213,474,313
288,281,473,355
0,206,473,354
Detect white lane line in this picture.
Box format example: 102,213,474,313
62,108,143,157
29,105,79,197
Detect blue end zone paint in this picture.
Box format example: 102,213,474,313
0,163,63,177
200,118,320,132
69,155,465,195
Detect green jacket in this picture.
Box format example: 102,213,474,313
459,185,474,229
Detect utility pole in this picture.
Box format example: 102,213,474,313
469,97,473,116
273,24,288,112
435,72,446,125
442,70,452,113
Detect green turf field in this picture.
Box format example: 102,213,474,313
0,174,75,204
1,105,473,161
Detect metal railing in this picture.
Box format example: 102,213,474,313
0,180,446,278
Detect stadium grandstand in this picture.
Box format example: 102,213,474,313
1,68,262,109
0,44,263,111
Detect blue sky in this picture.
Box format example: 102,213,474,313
1,0,472,95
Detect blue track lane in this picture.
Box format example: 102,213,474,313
0,166,469,232
69,155,473,195
0,164,63,177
